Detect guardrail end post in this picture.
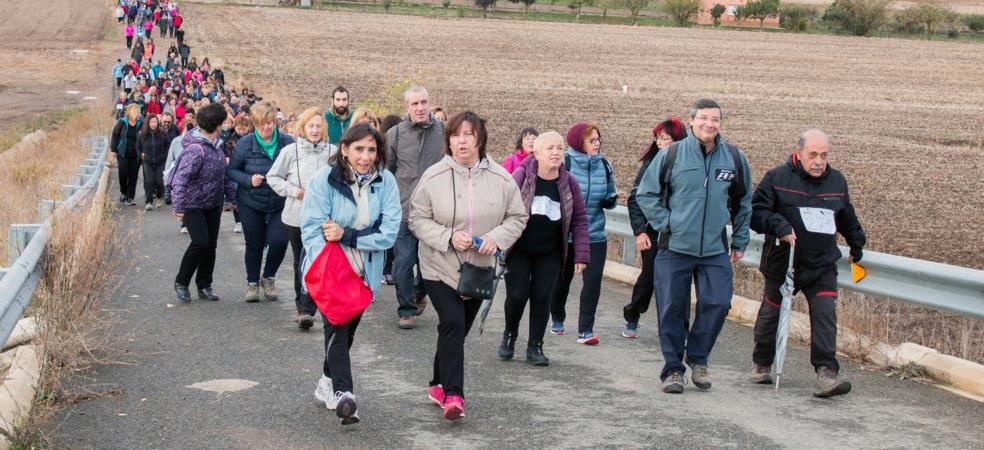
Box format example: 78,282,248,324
7,224,41,262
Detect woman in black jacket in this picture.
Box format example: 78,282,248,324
110,104,143,205
622,117,687,339
226,101,294,303
138,114,170,210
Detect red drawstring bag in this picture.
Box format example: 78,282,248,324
303,241,372,326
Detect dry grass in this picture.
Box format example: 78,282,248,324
0,106,114,266
7,197,129,448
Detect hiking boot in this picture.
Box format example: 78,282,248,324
750,364,774,385
526,341,549,367
442,395,465,420
197,287,219,301
260,277,278,301
174,282,191,303
814,366,851,398
398,316,417,330
314,375,337,409
244,283,261,302
662,370,686,394
415,295,428,316
688,362,712,391
498,332,516,360
296,313,315,330
550,321,565,336
576,332,600,345
335,392,360,425
428,385,445,407
622,321,639,339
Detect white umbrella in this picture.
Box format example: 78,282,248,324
774,249,796,391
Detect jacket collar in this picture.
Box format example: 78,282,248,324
787,153,831,182
443,154,490,175
296,137,328,155
327,165,384,204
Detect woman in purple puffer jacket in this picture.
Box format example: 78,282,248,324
170,103,236,304
498,131,589,366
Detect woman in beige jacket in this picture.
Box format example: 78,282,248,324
408,111,528,421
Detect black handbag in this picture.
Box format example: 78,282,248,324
456,257,504,300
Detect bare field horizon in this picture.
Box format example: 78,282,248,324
186,4,984,271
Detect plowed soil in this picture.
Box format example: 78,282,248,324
185,4,984,268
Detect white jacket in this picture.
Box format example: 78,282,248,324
267,137,335,227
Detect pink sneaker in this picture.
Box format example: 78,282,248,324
428,385,445,406
442,395,465,420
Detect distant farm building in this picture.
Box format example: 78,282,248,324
697,0,781,27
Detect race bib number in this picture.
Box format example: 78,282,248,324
531,195,561,221
799,207,835,235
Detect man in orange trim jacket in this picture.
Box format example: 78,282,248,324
748,129,866,398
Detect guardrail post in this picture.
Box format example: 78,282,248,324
39,200,61,222
61,184,82,199
7,224,41,262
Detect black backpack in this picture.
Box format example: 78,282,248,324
658,141,746,219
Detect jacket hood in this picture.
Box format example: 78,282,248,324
182,128,217,149
296,137,330,155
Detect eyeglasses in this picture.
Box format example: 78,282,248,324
589,138,601,144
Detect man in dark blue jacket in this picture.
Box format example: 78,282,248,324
636,98,753,394
749,129,865,398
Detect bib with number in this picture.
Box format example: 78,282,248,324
799,207,836,235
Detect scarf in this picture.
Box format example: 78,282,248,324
254,129,278,160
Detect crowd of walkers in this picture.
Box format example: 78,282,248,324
109,0,868,427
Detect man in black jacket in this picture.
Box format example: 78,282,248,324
749,129,866,398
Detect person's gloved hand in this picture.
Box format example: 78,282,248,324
850,247,863,263
599,196,617,209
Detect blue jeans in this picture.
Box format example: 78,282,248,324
393,221,425,318
238,204,289,283
654,250,733,381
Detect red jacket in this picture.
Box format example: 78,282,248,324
174,15,183,28
146,101,162,115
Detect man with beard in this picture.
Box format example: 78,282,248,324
324,86,352,147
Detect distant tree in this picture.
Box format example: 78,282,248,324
567,0,591,17
624,0,651,24
822,0,889,36
780,3,816,31
710,3,727,26
663,0,702,26
598,0,623,17
743,0,780,27
475,0,496,17
915,3,956,36
963,14,984,33
519,0,537,12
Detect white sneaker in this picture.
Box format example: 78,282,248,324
180,227,188,234
314,375,337,410
335,391,360,425
233,222,242,233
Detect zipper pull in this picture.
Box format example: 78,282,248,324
704,177,708,188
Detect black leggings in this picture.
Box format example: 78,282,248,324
624,227,659,324
550,241,607,334
117,155,141,200
426,280,481,399
504,249,563,344
323,312,362,394
175,207,221,289
142,161,165,203
283,223,316,315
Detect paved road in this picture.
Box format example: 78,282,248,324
47,181,984,449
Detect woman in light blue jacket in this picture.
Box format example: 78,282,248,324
300,123,401,426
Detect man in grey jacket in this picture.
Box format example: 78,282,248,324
386,86,445,329
636,98,753,394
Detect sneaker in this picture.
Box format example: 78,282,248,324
526,341,549,367
233,222,242,233
398,316,417,330
314,375,337,409
244,283,261,302
750,364,774,385
442,395,464,420
498,332,516,360
814,366,851,398
180,226,189,234
576,332,600,345
415,295,428,316
297,313,315,330
144,203,153,211
260,277,278,301
154,198,164,209
381,274,395,285
622,322,639,339
119,194,126,204
427,385,445,407
127,198,136,206
335,391,360,425
197,287,219,301
662,371,686,394
550,322,565,336
688,362,712,391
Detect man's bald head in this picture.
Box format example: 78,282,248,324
796,129,830,178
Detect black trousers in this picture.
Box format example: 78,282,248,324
117,155,141,200
753,271,840,372
323,312,363,394
283,224,317,315
174,206,221,289
426,280,481,399
550,241,607,334
504,249,563,344
623,227,659,324
142,160,165,203
126,36,133,48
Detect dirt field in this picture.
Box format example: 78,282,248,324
0,0,112,136
185,4,983,269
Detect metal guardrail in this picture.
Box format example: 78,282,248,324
0,136,110,347
605,205,984,320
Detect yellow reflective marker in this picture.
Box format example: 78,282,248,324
851,263,867,284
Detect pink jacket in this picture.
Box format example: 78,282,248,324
125,26,135,37
501,149,529,174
